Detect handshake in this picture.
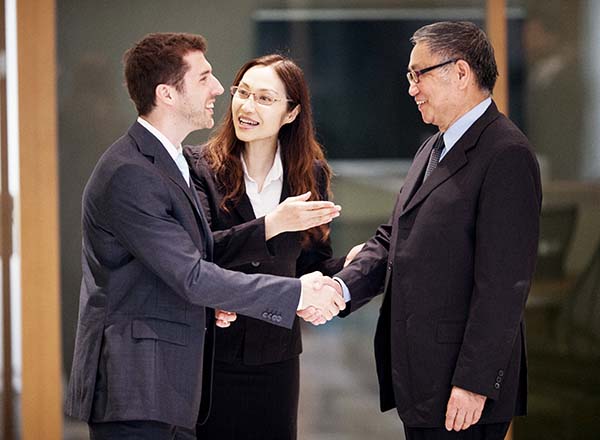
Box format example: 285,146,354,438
296,271,345,325
215,271,345,328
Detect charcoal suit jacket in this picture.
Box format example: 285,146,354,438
336,102,542,427
65,122,301,429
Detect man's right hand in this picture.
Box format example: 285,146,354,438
297,271,345,323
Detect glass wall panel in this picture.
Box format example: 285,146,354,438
58,1,599,438
512,1,600,439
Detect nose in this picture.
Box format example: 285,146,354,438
212,75,224,96
241,94,256,111
408,81,419,97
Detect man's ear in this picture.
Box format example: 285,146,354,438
455,60,471,89
284,104,301,125
155,84,174,107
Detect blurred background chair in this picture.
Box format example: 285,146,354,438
518,232,600,439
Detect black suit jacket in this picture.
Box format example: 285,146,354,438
65,122,302,429
185,147,344,365
336,102,542,427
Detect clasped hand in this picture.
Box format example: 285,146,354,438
296,271,345,325
215,272,344,328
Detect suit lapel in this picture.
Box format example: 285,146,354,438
129,122,214,258
401,101,502,217
234,194,256,222
232,172,290,223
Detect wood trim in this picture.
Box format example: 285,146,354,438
17,0,63,438
1,0,15,437
486,2,513,437
486,0,509,115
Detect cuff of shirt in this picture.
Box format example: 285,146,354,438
333,277,351,302
296,290,304,311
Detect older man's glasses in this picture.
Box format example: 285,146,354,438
406,59,458,84
230,86,292,107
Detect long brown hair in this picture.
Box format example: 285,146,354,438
203,54,332,247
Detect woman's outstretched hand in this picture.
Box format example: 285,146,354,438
265,191,341,240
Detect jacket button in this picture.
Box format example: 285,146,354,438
251,261,260,267
387,263,392,271
498,369,504,377
496,376,502,383
494,383,501,389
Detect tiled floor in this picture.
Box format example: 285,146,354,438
64,298,406,439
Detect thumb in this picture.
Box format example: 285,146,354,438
286,191,311,202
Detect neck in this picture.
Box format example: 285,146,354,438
242,138,278,191
142,111,191,148
439,90,489,132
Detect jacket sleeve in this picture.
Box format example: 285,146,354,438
451,144,541,399
186,147,275,269
102,162,300,329
334,191,402,314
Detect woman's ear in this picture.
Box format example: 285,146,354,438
284,104,301,125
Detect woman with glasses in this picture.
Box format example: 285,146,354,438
185,54,356,439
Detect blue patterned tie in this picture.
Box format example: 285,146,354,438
423,135,445,182
175,151,190,186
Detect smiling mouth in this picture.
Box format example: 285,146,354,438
238,117,259,127
416,99,427,107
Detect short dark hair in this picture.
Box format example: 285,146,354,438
411,21,498,92
123,32,207,115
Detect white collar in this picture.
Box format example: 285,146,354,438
240,143,283,187
137,116,182,161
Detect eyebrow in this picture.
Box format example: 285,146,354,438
238,81,279,93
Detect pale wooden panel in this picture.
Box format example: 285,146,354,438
487,0,509,115
487,4,513,439
17,0,63,438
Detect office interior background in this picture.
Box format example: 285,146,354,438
1,0,599,438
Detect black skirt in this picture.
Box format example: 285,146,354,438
196,357,300,440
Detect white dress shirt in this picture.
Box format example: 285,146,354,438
240,145,284,218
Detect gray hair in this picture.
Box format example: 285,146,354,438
411,21,498,92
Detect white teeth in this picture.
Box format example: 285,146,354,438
206,103,214,109
416,100,427,105
239,117,259,126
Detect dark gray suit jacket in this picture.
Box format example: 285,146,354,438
337,102,542,427
65,122,301,429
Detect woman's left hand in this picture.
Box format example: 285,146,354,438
215,309,237,328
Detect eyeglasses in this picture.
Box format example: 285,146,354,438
406,59,458,84
230,86,293,107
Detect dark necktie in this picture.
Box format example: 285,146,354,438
423,135,445,182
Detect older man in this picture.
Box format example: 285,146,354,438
333,22,541,440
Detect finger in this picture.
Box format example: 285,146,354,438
472,407,483,425
297,307,319,321
453,408,466,432
462,408,474,430
445,406,457,431
215,311,237,322
320,306,334,321
216,319,230,328
332,289,346,310
299,200,337,210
